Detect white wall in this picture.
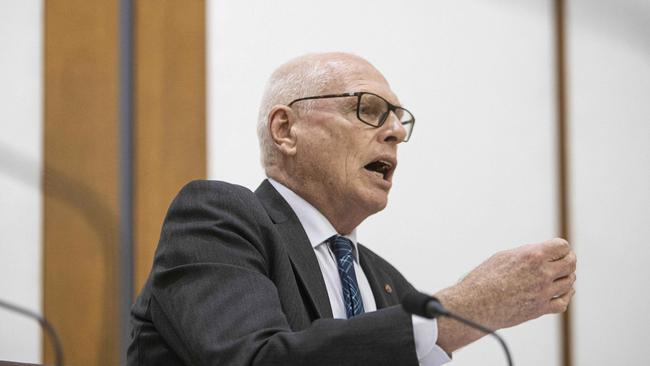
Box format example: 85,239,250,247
208,1,560,365
568,0,650,365
0,0,43,363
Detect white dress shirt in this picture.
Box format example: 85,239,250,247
268,179,451,365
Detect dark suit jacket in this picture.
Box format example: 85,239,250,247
128,179,419,366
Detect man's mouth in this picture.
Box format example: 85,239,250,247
363,159,394,180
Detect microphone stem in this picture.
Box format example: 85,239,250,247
0,299,65,366
444,312,513,366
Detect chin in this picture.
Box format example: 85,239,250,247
359,192,389,217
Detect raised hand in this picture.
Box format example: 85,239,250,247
435,238,577,353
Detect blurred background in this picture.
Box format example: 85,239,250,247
1,0,648,365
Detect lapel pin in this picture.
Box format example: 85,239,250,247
384,284,393,294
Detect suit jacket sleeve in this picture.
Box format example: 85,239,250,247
130,180,420,366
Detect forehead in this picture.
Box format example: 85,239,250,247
331,60,400,106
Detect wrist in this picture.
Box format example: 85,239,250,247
434,285,489,353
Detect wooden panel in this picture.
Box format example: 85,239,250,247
43,0,120,365
133,0,206,292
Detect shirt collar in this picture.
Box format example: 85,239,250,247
268,178,359,260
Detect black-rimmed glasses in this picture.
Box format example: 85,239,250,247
288,92,415,142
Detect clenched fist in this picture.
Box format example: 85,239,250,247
435,238,577,353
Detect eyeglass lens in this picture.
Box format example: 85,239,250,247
358,93,414,140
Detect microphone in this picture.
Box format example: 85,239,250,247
0,298,64,366
402,291,513,366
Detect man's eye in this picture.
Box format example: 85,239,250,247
359,102,383,118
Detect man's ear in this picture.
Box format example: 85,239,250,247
268,105,298,156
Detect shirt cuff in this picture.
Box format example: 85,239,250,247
412,315,452,366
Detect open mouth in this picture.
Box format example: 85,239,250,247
364,160,394,180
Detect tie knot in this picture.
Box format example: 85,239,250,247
330,235,354,258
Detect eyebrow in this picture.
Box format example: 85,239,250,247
356,89,401,107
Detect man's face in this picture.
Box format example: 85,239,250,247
291,63,408,225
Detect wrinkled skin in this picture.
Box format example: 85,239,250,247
436,238,576,352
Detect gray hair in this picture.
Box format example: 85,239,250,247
256,53,360,170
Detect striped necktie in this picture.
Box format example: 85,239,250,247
329,235,365,318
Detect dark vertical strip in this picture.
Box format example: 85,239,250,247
554,1,572,366
119,0,134,365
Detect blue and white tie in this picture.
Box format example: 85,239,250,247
330,235,365,318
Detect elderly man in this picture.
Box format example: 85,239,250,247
128,52,576,365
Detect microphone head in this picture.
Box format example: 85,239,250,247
402,291,444,319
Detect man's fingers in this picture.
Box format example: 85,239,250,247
547,250,577,279
548,287,576,313
543,238,571,261
548,273,576,298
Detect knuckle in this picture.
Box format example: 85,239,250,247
554,299,569,313
568,251,577,263
561,301,569,312
549,302,561,313
555,237,570,246
525,247,544,264
569,261,577,274
559,262,573,276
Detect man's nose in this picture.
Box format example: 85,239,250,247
378,112,407,144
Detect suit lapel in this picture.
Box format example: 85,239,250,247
255,180,333,319
359,246,396,309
